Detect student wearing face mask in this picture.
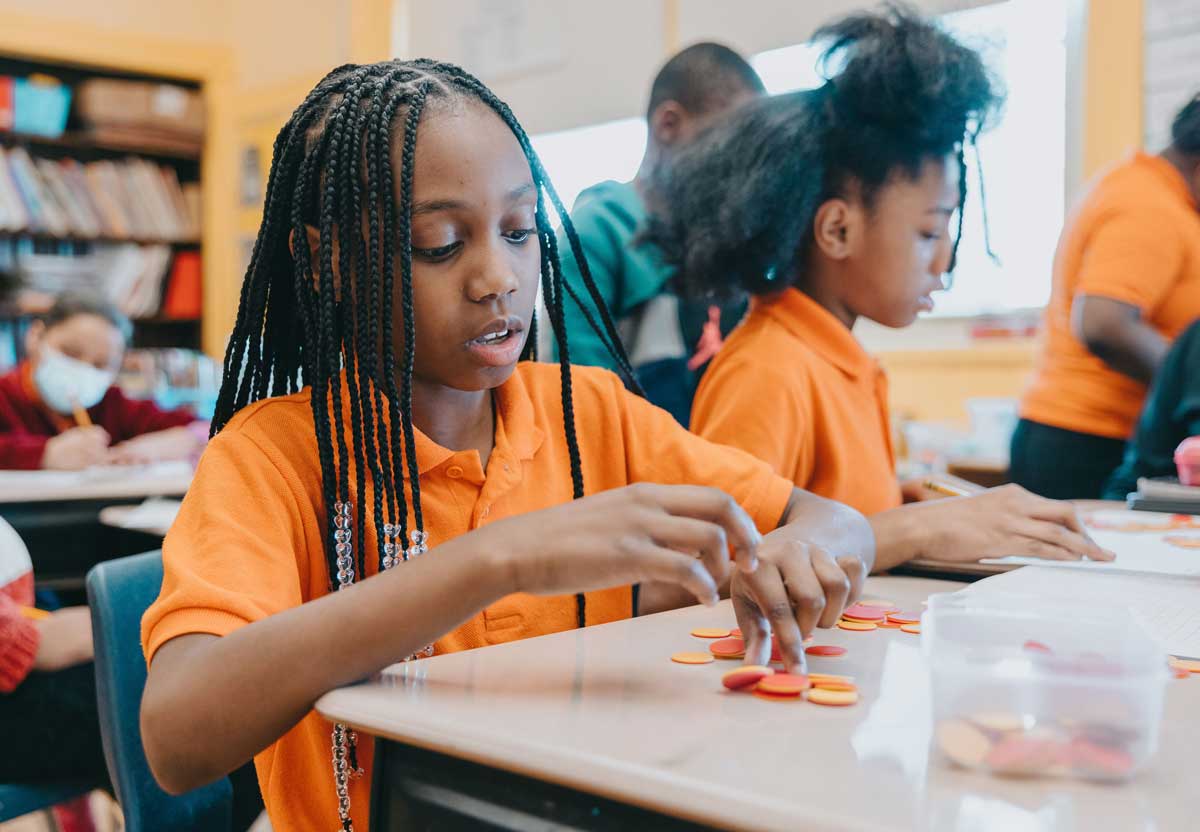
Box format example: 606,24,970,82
0,293,205,470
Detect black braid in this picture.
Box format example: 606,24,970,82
396,84,429,542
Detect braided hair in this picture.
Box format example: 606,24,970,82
213,60,640,628
643,5,1003,300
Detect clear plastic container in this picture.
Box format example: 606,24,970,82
1174,436,1200,487
923,591,1168,781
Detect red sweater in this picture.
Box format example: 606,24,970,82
0,520,38,692
0,363,195,469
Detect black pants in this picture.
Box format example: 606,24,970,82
0,663,109,787
1,663,263,829
1009,418,1128,500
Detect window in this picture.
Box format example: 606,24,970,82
532,0,1068,317
530,117,646,213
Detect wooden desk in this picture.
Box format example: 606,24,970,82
0,464,192,593
0,462,192,504
318,575,1196,831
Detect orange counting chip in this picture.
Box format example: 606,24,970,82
709,638,746,659
812,680,857,692
1165,535,1200,549
859,599,898,610
900,624,921,635
729,628,743,639
1170,657,1200,673
721,665,774,691
807,687,858,706
671,652,714,665
876,620,903,629
841,604,887,621
838,620,877,632
754,689,802,703
1172,665,1190,680
805,645,846,657
691,627,732,639
808,672,854,686
757,673,811,696
885,611,921,625
1024,640,1052,654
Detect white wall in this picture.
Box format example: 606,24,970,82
675,0,996,56
400,0,1000,134
401,0,664,134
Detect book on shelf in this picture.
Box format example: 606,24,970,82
0,145,199,242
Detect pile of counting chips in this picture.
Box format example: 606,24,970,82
673,616,868,707
933,644,1196,780
834,599,923,635
936,714,1140,780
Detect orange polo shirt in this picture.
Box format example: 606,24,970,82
692,288,902,516
1022,151,1200,440
141,361,793,832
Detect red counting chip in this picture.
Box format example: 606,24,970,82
1068,740,1134,778
1023,640,1052,654
841,604,887,621
721,665,774,691
757,672,811,696
885,611,921,625
805,645,847,657
709,637,746,658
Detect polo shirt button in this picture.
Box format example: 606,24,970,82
481,506,490,518
447,465,464,479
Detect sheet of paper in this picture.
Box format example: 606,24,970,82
984,510,1200,578
117,497,183,531
966,567,1200,659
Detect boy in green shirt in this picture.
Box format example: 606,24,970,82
553,43,765,424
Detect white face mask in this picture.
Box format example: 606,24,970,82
33,346,117,415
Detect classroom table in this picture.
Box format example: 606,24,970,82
0,464,192,593
318,575,1196,831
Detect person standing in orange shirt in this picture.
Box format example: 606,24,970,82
645,9,1113,572
137,60,874,832
1013,95,1200,498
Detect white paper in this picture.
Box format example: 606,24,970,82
114,497,182,531
984,510,1200,578
966,567,1200,659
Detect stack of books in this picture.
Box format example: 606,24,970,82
1128,477,1200,515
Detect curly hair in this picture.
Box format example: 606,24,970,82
644,4,1003,300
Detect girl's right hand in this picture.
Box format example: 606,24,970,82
42,426,111,471
921,484,1114,563
492,483,765,606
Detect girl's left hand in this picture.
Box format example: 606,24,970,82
730,533,867,674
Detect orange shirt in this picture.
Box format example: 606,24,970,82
1022,151,1200,439
692,288,902,516
141,361,793,832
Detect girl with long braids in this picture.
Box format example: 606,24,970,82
138,60,873,831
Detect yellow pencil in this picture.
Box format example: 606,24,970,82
922,479,975,498
70,396,92,428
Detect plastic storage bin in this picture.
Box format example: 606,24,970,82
1175,436,1200,487
923,591,1168,781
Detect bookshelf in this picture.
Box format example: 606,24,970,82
0,52,205,360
